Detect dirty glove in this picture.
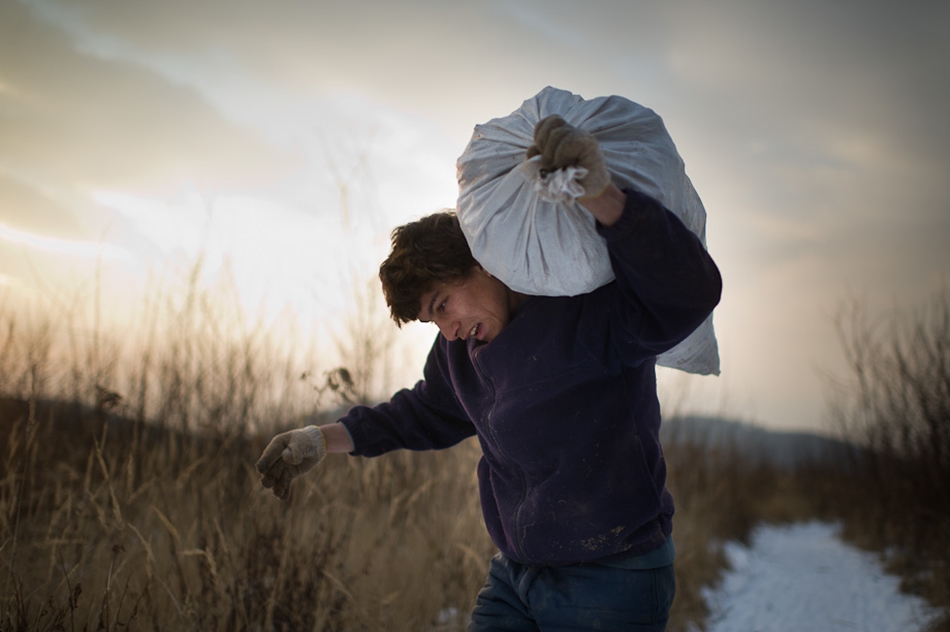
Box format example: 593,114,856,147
526,115,611,199
256,425,326,500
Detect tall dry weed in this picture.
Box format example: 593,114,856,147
0,263,495,631
0,260,791,631
822,288,950,630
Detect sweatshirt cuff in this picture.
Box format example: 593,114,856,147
595,188,659,242
338,416,360,455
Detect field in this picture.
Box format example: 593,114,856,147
1,282,947,631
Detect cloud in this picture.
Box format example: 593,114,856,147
0,172,87,239
0,1,299,194
1,0,947,430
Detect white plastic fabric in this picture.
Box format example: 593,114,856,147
456,86,720,375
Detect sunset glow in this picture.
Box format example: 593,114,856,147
1,0,947,431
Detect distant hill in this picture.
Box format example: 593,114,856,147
661,416,860,470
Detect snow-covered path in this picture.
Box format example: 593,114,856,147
702,521,940,632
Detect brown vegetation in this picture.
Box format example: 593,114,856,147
2,278,946,630
0,276,494,631
815,288,950,632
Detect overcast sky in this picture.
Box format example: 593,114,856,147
2,0,948,432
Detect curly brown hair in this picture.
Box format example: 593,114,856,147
379,211,478,326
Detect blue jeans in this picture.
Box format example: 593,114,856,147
468,553,676,631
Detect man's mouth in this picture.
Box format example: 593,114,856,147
469,323,479,340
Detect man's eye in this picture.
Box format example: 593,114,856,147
438,300,447,313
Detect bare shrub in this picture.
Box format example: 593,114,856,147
824,287,950,628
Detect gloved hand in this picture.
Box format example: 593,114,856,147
256,425,326,500
526,115,611,198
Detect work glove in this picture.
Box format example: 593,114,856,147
526,115,611,199
256,425,326,500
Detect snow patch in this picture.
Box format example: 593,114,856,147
702,521,940,632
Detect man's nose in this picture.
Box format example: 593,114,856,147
435,317,459,341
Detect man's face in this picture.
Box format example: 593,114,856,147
417,266,515,344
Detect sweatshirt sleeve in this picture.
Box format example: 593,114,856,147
596,188,722,363
339,336,477,457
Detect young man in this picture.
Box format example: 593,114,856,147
257,116,722,630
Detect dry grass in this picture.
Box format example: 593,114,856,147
0,271,496,631
661,424,800,632
0,395,493,631
0,396,783,632
0,270,876,631
816,288,950,632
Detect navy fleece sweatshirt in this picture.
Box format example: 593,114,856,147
340,188,722,565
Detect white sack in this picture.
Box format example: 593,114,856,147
456,86,720,375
